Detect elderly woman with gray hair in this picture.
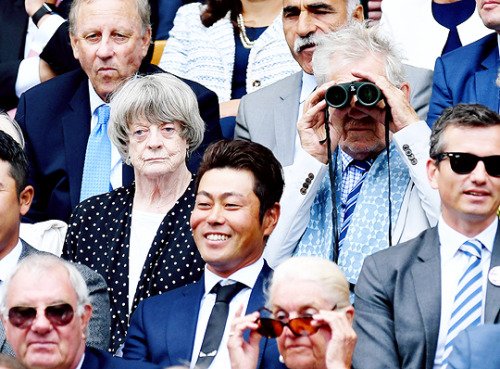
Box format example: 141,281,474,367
63,73,206,353
228,257,356,369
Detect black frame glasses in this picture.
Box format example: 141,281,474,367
435,152,500,177
8,303,75,329
255,306,336,338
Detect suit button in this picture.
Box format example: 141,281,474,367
305,177,312,184
308,173,315,180
411,158,418,165
252,80,261,88
402,144,410,150
300,188,307,195
302,182,310,189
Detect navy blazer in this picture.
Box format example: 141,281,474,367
427,33,499,126
123,262,285,369
16,64,221,223
82,347,161,369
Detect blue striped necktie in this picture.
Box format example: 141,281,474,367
339,160,372,250
442,239,484,367
80,104,112,202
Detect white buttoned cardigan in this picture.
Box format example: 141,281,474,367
159,3,301,103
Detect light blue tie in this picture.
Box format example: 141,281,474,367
80,104,112,202
339,160,372,251
442,239,483,367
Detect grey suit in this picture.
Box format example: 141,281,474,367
352,226,500,369
235,66,433,167
0,241,111,355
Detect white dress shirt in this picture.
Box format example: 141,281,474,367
189,257,264,369
433,216,496,369
0,239,23,305
88,82,122,189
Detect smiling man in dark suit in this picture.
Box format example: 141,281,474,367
16,0,221,224
123,140,286,369
353,103,500,369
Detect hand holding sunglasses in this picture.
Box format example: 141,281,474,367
8,303,75,329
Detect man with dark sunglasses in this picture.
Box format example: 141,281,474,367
0,129,109,355
353,103,500,369
0,254,162,369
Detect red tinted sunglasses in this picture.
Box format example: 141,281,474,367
256,306,335,338
8,303,74,329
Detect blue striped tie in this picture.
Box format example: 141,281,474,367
339,160,372,250
442,239,483,367
80,104,112,202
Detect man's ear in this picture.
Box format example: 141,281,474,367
19,185,34,216
345,305,355,324
80,304,93,340
262,202,281,237
351,4,365,23
141,27,152,58
427,158,440,190
70,32,80,60
399,81,411,102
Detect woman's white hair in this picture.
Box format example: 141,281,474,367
267,256,350,309
313,22,406,88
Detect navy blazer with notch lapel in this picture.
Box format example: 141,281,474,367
16,63,221,223
122,261,286,369
427,32,500,126
352,225,500,369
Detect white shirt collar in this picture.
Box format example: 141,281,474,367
438,215,497,263
0,239,23,282
203,257,264,296
88,80,108,116
300,71,317,105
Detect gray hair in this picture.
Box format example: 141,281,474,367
108,73,205,163
0,254,90,320
0,113,24,149
313,22,406,87
69,0,151,37
267,256,351,310
429,103,500,159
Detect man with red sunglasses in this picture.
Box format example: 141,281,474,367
0,254,161,369
353,103,500,369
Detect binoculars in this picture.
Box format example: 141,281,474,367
324,81,383,108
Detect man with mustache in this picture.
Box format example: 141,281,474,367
263,23,440,292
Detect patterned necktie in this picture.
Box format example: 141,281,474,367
442,239,484,367
339,160,372,250
195,282,246,369
80,104,112,202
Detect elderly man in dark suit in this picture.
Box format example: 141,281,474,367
16,0,221,224
1,254,162,369
0,129,110,355
353,103,500,369
123,140,286,369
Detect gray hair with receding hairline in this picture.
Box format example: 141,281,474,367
312,22,406,88
267,256,351,310
69,0,152,37
108,73,205,163
0,254,91,320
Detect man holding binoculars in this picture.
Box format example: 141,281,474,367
264,23,441,291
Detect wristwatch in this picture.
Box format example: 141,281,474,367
32,3,54,26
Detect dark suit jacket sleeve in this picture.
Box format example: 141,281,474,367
447,330,471,369
40,21,81,75
73,263,111,351
122,300,154,361
352,256,400,369
0,60,22,111
427,57,450,127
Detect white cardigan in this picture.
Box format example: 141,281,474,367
159,3,300,102
379,0,491,70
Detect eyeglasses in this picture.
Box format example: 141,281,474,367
435,152,500,177
8,303,74,329
255,306,335,338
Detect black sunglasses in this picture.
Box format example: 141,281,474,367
8,303,75,329
255,306,336,338
435,152,500,177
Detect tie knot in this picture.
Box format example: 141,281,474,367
461,239,483,259
212,282,245,303
96,104,110,127
351,160,372,172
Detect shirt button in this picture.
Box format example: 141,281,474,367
252,80,261,88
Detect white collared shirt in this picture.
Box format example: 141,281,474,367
189,257,265,369
88,81,122,189
293,71,318,161
0,239,23,305
433,216,496,369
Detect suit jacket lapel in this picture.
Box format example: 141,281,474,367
475,34,499,111
167,279,205,364
485,222,500,323
274,72,302,166
410,228,442,369
62,76,91,209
